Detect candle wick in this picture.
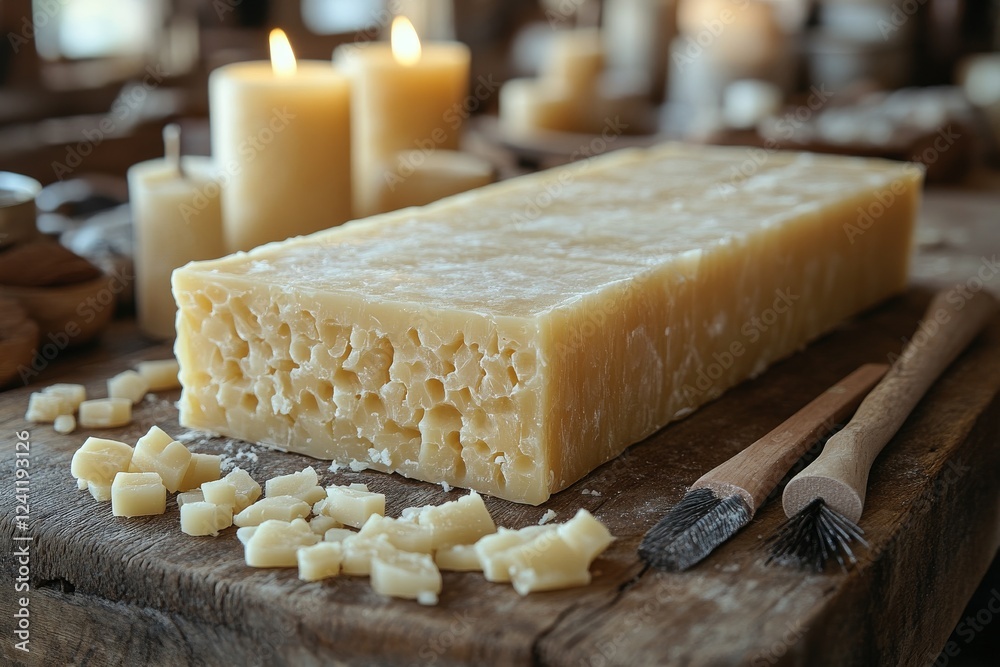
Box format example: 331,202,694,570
163,123,185,179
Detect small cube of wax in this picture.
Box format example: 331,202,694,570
417,490,496,549
177,490,204,506
435,544,481,572
370,550,442,604
111,472,166,517
507,532,592,596
135,359,181,392
131,425,192,492
309,515,343,536
26,392,70,422
107,370,149,405
201,479,237,507
297,542,344,581
180,501,233,537
556,509,615,561
71,437,134,491
324,527,356,543
349,483,369,492
265,466,325,504
236,525,257,545
244,519,319,568
358,514,433,553
224,467,261,512
54,414,76,435
43,384,87,411
77,478,88,491
87,482,112,502
233,495,310,527
178,453,222,492
475,526,556,582
78,398,132,429
340,534,396,576
314,485,385,529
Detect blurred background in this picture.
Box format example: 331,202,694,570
0,2,998,663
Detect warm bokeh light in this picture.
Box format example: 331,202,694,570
269,28,297,77
391,16,422,67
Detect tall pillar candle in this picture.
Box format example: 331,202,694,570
335,17,470,217
128,125,225,340
210,29,352,252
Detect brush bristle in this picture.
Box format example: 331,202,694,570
639,488,752,572
766,499,868,572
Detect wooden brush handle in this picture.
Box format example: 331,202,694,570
783,289,998,522
693,363,888,513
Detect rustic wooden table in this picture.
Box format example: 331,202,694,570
1,185,999,666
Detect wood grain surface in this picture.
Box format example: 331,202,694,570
1,189,999,666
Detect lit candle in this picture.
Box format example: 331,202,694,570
375,149,494,212
127,124,225,340
335,17,471,217
209,29,352,252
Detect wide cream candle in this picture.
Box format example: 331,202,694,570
210,30,352,252
128,125,224,340
335,17,470,217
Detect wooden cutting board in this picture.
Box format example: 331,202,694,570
2,190,1000,666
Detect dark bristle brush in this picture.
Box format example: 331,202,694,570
770,289,998,572
639,363,889,572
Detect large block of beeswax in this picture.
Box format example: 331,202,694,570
173,144,922,504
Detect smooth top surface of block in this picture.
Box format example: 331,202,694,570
175,144,918,318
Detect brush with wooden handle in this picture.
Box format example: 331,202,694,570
770,289,998,571
639,363,889,571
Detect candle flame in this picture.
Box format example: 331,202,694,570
391,16,421,67
269,28,297,77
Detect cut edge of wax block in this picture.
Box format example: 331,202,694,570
171,143,923,505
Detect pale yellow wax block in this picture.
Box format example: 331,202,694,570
201,479,237,507
348,483,369,492
177,490,204,506
264,466,325,504
173,143,922,504
180,501,233,537
209,61,352,252
358,514,433,553
53,414,76,435
178,453,222,492
340,534,396,576
417,490,496,549
542,29,605,98
71,437,134,494
475,526,556,583
244,518,320,568
136,359,181,392
131,426,192,493
313,485,385,529
309,515,343,536
435,544,481,572
78,398,132,429
88,483,112,502
43,384,87,411
297,542,343,581
225,467,262,512
370,549,442,605
324,527,356,543
374,150,494,214
26,393,69,423
335,41,470,217
233,495,311,527
128,156,225,340
107,370,149,405
111,472,167,517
